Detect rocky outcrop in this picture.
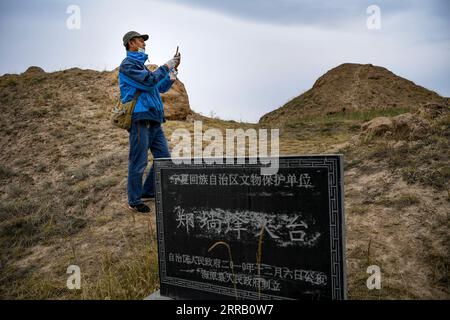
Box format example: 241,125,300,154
143,64,192,121
23,66,46,75
360,102,448,139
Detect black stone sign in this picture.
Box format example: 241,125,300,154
154,155,346,300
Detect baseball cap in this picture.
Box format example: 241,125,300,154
123,31,149,47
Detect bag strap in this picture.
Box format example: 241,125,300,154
130,90,142,112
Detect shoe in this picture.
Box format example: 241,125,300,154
141,194,155,201
128,203,151,213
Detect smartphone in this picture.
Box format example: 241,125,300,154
175,46,179,70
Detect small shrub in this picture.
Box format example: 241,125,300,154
0,166,16,180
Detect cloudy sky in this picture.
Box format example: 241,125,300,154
0,0,448,122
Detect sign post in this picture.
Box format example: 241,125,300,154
152,155,346,300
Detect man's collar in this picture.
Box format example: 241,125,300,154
126,50,148,64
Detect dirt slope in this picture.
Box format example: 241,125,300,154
0,64,448,299
259,63,447,127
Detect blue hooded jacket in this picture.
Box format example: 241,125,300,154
119,51,174,123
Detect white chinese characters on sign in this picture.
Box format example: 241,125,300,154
169,172,313,188
173,207,321,247
168,251,328,292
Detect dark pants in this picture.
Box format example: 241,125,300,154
127,120,171,206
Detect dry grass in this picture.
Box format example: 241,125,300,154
0,66,448,300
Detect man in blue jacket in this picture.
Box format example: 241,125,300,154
119,31,180,213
